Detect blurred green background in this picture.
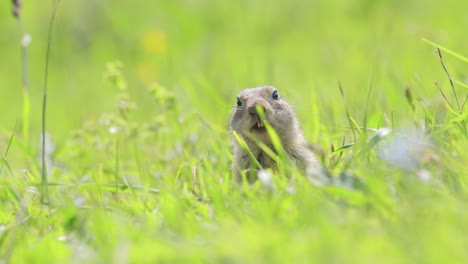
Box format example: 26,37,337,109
2,0,467,139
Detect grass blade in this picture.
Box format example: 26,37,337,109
233,131,263,170
41,0,60,204
338,81,360,141
363,70,375,134
0,124,17,176
436,48,461,113
422,38,468,63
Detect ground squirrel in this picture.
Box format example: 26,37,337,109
229,86,320,182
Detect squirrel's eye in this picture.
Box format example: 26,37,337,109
272,90,279,100
236,97,242,107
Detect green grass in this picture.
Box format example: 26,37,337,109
2,0,468,263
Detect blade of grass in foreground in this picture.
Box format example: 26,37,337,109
338,81,361,142
41,0,60,204
12,0,31,148
422,38,468,63
362,70,375,136
423,39,468,108
436,48,461,112
233,131,263,170
0,124,17,176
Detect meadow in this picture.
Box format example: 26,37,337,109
1,0,468,263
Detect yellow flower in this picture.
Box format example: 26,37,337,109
142,29,168,54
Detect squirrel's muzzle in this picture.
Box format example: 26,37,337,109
248,101,267,117
248,102,268,132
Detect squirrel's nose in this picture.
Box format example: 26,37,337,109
248,103,266,116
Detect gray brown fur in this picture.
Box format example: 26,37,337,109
229,86,319,182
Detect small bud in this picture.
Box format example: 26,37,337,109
12,0,22,19
405,86,415,111
21,33,32,48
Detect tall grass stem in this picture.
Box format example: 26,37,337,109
41,0,60,204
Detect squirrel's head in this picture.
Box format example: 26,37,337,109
230,86,296,145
